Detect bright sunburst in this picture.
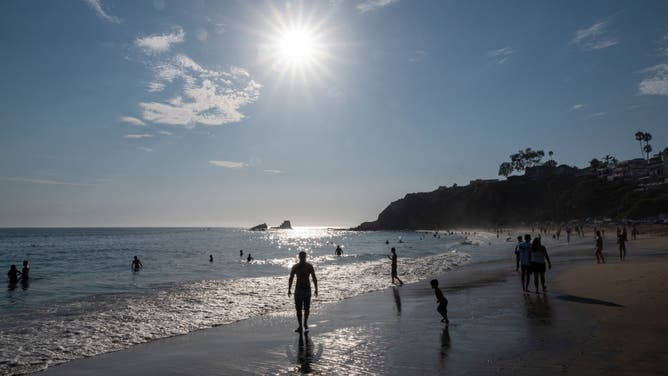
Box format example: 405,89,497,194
276,28,317,66
255,3,338,86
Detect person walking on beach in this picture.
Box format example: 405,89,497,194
518,234,532,292
288,251,318,333
131,256,143,271
530,238,551,293
595,230,605,264
617,228,627,261
631,225,638,240
514,236,523,272
387,248,404,285
430,279,449,325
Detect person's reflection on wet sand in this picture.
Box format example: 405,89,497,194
440,326,451,361
392,286,402,315
287,332,323,374
523,292,552,325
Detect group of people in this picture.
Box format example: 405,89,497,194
514,235,552,293
287,248,448,333
7,260,30,287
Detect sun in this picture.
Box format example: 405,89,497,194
276,28,317,65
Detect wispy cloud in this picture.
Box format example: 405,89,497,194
264,169,283,174
209,160,247,169
638,64,668,96
158,130,173,136
3,177,92,186
357,0,398,13
139,54,261,128
138,147,153,152
83,0,120,23
119,116,146,126
571,104,585,111
572,20,618,51
588,112,606,118
487,46,513,64
124,134,154,139
408,50,426,63
135,27,185,54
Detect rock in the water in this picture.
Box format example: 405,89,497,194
272,220,292,230
249,223,268,231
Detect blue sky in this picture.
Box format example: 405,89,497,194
1,0,667,227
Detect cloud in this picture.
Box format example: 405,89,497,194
209,160,247,168
158,130,173,135
124,134,154,139
147,82,166,92
138,147,153,152
408,50,426,63
264,169,283,174
572,20,618,51
138,54,261,128
3,177,91,186
638,64,668,96
83,0,121,23
119,116,146,126
357,0,398,13
571,104,585,111
487,46,513,64
588,112,606,118
135,27,185,54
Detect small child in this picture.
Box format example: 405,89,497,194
430,279,449,325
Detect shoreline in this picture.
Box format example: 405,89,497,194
36,234,668,375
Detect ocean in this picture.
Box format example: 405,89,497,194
0,227,508,375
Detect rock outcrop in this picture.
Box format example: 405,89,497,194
272,220,292,230
249,223,268,231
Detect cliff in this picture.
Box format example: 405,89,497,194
355,175,668,230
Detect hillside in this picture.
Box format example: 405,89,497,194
354,176,668,230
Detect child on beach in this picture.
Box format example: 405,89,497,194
430,279,449,325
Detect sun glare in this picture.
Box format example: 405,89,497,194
277,28,316,65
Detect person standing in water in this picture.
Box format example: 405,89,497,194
21,260,30,280
131,256,143,271
387,248,404,285
595,231,605,264
209,254,213,263
240,250,243,258
335,245,342,256
7,265,21,284
288,251,318,333
247,253,253,263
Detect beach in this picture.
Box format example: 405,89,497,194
36,230,668,376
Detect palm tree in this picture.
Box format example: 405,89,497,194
644,144,653,160
635,131,645,159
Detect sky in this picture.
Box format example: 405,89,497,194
1,0,667,227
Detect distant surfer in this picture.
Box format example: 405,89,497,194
240,250,243,257
387,248,404,285
335,245,342,256
288,251,318,333
209,254,213,263
247,253,253,263
131,256,143,271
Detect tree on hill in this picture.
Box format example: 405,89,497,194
603,154,618,166
590,158,603,169
635,131,653,160
497,148,545,177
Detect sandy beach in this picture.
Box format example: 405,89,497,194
38,232,668,376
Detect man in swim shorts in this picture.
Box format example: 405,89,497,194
288,251,318,333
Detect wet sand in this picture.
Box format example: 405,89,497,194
38,234,668,375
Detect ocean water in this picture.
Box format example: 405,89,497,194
0,227,506,375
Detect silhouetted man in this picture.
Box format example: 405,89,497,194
288,251,318,333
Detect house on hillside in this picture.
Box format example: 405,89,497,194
524,164,578,180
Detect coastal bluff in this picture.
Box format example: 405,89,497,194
354,175,668,230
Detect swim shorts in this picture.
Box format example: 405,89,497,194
294,287,311,311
